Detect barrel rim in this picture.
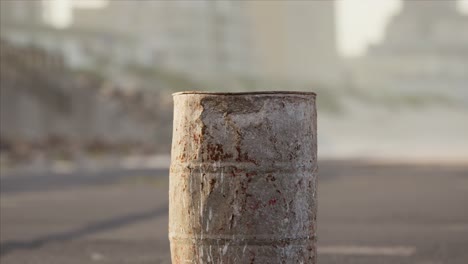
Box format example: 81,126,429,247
172,91,316,96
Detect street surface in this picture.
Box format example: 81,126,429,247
1,160,468,263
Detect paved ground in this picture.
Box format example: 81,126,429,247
1,160,468,263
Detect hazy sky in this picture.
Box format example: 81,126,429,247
335,0,401,57
50,0,468,57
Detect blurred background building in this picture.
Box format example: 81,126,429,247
1,0,467,166
350,0,468,101
246,1,339,85
0,0,338,84
71,1,254,81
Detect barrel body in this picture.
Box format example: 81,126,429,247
169,92,317,263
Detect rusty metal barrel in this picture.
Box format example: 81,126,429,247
169,91,317,263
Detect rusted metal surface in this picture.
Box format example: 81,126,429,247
169,91,318,263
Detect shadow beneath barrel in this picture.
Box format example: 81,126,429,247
0,205,168,256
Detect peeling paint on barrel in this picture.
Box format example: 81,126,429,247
169,91,318,263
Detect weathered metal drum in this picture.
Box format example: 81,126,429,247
169,91,317,263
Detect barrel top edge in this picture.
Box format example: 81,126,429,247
172,91,317,97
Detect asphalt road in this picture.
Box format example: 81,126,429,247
1,160,468,263
1,168,169,195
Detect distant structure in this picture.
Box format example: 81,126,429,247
72,0,339,85
350,0,468,99
0,0,338,85
247,1,339,85
72,1,253,81
0,0,44,26
0,0,117,69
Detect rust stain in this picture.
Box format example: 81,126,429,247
268,198,277,206
209,178,216,194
